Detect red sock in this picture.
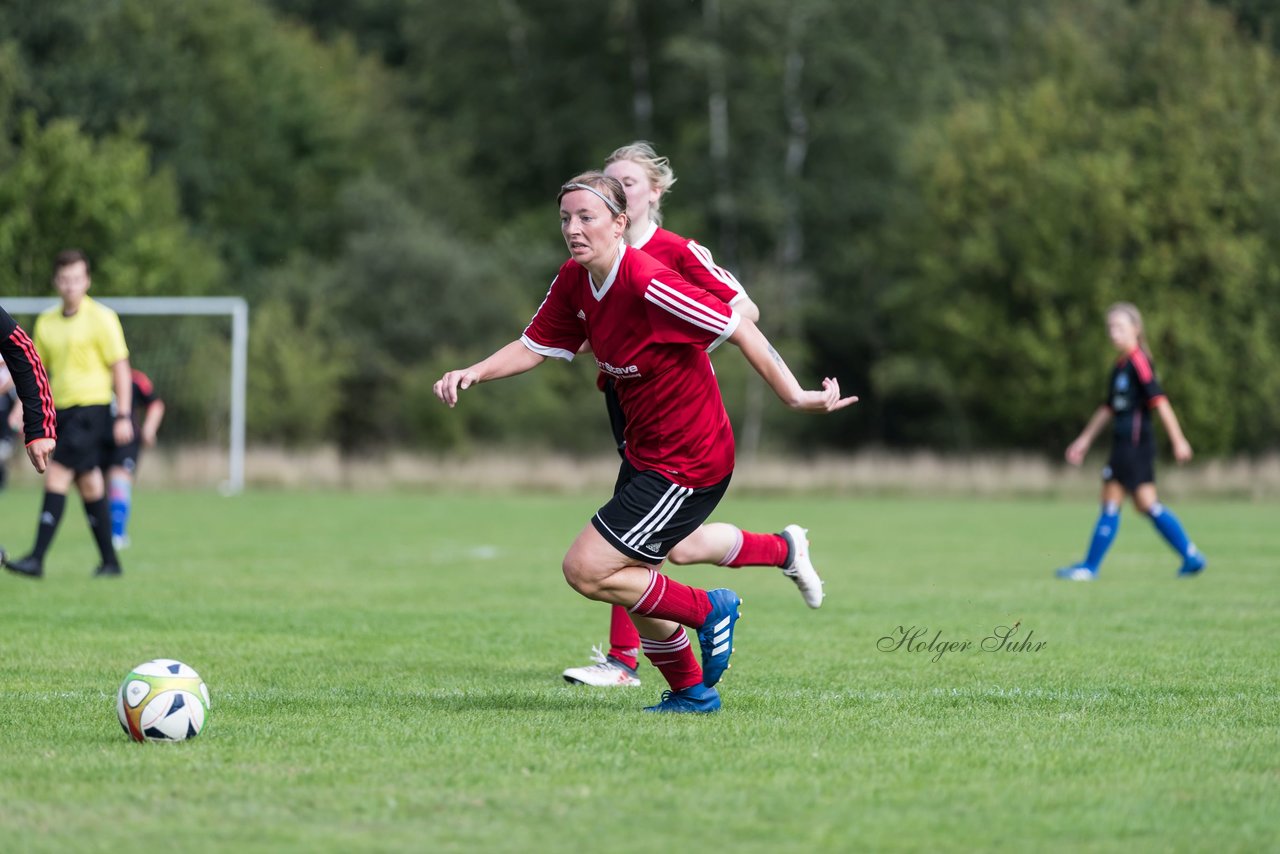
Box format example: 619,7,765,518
721,529,788,568
629,569,712,627
641,627,702,691
608,605,640,669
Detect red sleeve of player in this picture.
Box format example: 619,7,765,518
1130,351,1166,408
521,266,585,361
676,240,747,306
133,369,160,406
642,269,741,352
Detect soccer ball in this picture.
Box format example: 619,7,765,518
116,659,210,742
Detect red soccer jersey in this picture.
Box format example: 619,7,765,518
631,222,749,308
522,245,741,488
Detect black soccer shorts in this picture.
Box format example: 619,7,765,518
1103,441,1156,492
592,458,731,564
51,405,114,474
107,438,141,473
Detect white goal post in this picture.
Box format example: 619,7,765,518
3,296,248,495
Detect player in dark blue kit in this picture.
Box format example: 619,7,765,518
106,369,165,550
1056,302,1206,581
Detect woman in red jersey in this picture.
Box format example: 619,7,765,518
0,304,57,569
559,142,825,690
1055,302,1205,580
434,172,855,713
0,306,56,473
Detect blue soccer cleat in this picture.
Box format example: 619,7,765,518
697,588,741,687
643,683,721,714
1177,551,1207,577
1055,564,1098,581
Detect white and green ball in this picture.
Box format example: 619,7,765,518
117,659,210,742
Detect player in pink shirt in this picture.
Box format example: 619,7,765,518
434,172,855,713
561,142,825,690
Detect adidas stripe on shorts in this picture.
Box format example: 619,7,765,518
592,458,731,564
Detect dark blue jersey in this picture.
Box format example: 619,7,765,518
1106,349,1166,447
128,369,160,430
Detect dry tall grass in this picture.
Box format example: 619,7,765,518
6,445,1278,499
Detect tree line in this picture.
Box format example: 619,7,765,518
1,0,1277,457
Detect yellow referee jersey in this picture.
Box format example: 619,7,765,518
33,296,129,408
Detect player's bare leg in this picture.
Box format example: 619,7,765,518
670,522,824,608
561,525,738,711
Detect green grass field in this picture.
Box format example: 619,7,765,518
0,487,1275,852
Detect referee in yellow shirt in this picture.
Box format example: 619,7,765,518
5,250,134,579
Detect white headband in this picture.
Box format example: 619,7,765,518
561,182,622,216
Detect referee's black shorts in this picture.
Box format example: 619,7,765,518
1103,441,1156,492
51,405,114,474
593,458,731,564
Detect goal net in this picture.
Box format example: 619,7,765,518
3,297,247,494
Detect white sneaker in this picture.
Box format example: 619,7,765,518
562,645,641,687
780,524,824,608
112,534,130,551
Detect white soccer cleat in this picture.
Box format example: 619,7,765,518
780,524,824,608
561,645,641,687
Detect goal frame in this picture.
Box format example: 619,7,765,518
3,296,249,494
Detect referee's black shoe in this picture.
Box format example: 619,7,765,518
3,552,44,578
93,562,123,578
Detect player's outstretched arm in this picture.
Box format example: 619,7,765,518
1065,405,1112,465
112,359,135,447
1153,398,1193,463
728,317,857,413
142,399,166,447
433,340,546,408
731,296,760,323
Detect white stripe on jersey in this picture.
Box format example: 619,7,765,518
519,333,577,362
705,312,740,353
687,241,745,296
645,279,735,335
631,221,659,251
520,274,579,361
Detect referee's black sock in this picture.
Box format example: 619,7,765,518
84,498,119,566
31,491,67,561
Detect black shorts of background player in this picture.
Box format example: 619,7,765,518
104,369,165,550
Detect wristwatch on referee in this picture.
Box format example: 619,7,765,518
115,413,132,420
